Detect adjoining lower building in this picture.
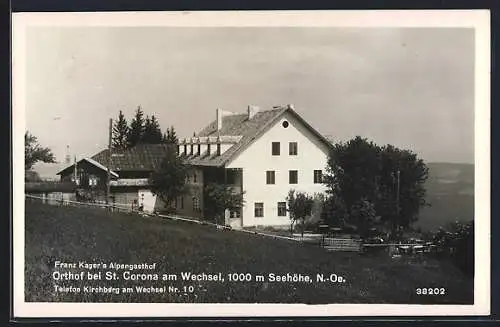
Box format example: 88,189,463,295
57,104,332,228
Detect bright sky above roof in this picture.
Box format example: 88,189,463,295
25,27,474,164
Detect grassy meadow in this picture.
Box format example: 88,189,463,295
25,201,473,304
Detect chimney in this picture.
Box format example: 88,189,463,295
65,145,70,164
247,105,259,120
287,104,295,110
216,108,223,131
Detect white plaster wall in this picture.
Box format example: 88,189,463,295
226,111,330,227
138,189,157,213
220,143,233,154
199,143,208,154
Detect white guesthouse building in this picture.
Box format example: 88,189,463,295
178,104,332,228
57,104,332,229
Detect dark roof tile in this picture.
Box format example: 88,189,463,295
81,106,332,171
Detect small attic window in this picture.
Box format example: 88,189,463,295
282,121,289,128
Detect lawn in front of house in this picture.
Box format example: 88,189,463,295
24,201,473,304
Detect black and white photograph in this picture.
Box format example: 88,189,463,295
13,10,490,318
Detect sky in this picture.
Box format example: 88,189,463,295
24,27,475,168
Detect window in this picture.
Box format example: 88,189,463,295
88,175,98,187
184,145,187,155
230,210,241,218
289,170,298,184
217,143,221,156
207,144,211,155
193,171,197,183
282,120,289,128
226,169,237,184
193,196,200,211
266,171,275,184
190,144,194,155
314,170,323,184
197,144,201,155
278,202,287,216
254,202,264,217
272,142,280,156
289,142,298,155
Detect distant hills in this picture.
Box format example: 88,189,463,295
416,162,474,231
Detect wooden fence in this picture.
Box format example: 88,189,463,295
322,237,363,252
25,195,438,254
25,194,134,213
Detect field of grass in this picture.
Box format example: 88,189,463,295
25,201,473,304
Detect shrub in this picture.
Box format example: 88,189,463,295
451,221,474,277
433,220,474,276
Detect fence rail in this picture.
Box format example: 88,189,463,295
25,194,134,213
24,195,439,255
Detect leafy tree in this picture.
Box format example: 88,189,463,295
204,183,245,226
432,220,474,276
321,190,348,228
148,144,188,211
452,220,474,276
377,144,429,234
309,193,325,223
112,110,129,150
348,198,377,239
323,136,428,239
286,189,314,237
25,132,56,170
25,170,41,182
323,136,382,209
127,106,145,148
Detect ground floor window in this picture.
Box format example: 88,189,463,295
277,202,287,216
230,210,241,218
254,202,264,217
193,196,201,211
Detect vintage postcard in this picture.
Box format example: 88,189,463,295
12,10,490,318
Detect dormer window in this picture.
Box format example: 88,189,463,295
184,144,187,155
197,144,201,155
217,143,221,156
190,144,194,155
207,144,211,155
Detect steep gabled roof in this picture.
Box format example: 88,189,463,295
183,108,287,167
184,106,333,167
57,106,333,174
57,158,119,177
91,143,172,172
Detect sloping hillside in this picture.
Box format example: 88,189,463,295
25,201,473,304
416,162,474,231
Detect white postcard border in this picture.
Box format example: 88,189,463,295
12,10,491,318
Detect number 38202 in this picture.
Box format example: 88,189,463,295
416,288,446,295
